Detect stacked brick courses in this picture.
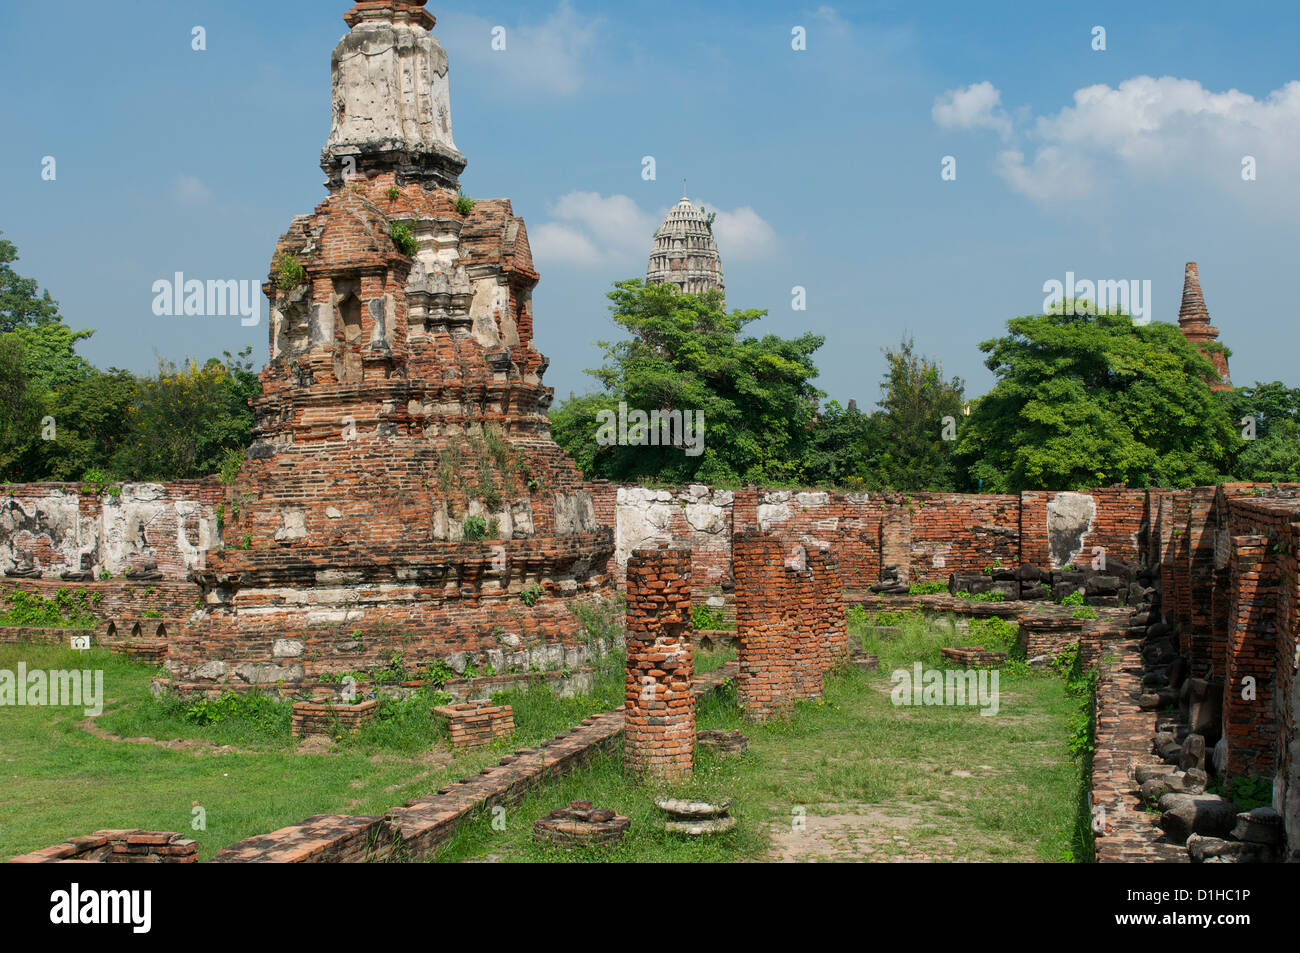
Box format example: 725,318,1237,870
434,701,515,748
291,699,377,739
623,547,695,779
733,533,795,720
1223,535,1278,776
10,830,198,864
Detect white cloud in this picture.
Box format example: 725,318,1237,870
937,75,1300,213
702,205,779,261
531,192,778,269
438,1,600,97
932,81,1013,139
171,174,212,206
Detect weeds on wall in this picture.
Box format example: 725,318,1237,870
0,588,98,629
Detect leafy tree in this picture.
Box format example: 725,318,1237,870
865,337,965,491
113,349,259,481
956,303,1237,491
553,280,824,484
0,234,62,332
1224,382,1300,482
0,335,41,477
802,400,877,487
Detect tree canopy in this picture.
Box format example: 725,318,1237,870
955,304,1238,492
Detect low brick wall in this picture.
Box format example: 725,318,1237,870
291,700,377,739
434,701,514,748
211,815,394,864
9,830,198,864
940,647,1007,667
1090,642,1187,862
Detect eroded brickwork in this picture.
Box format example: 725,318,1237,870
623,547,694,779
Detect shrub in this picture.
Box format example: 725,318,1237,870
454,191,475,216
1071,607,1098,619
275,253,307,291
691,603,729,630
1061,590,1086,606
463,515,488,541
390,222,419,256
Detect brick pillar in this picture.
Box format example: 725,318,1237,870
880,503,912,583
809,547,847,667
624,546,695,780
734,532,793,720
1223,535,1278,777
1210,567,1232,680
786,556,822,700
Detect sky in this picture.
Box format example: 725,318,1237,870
1,0,1298,407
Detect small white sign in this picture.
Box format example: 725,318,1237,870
70,636,91,651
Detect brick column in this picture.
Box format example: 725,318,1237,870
880,503,912,583
786,558,822,700
624,546,694,780
809,547,847,667
1223,535,1278,776
733,532,793,719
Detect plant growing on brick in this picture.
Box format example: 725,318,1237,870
520,584,544,607
385,185,401,201
390,222,419,256
275,253,307,291
454,191,475,216
463,515,488,540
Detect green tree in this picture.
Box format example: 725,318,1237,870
957,303,1237,491
0,234,63,332
113,349,260,481
1224,382,1300,482
865,337,966,491
552,280,824,485
802,400,877,487
0,335,41,477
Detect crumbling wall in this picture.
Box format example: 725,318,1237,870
0,481,221,580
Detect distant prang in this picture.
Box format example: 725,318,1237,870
1177,262,1231,392
646,194,726,307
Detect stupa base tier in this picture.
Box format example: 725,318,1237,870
164,588,614,692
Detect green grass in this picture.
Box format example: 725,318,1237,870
0,644,624,861
1,617,1093,863
434,614,1093,863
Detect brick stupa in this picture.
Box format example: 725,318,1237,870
165,1,614,692
1178,262,1232,392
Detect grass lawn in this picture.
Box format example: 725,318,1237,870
435,612,1094,863
0,610,1094,863
0,643,623,861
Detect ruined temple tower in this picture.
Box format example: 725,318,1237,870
166,0,614,691
1178,262,1232,392
646,196,726,304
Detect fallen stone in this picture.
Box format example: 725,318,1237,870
663,817,737,836
1158,794,1239,843
655,798,731,820
1187,834,1273,864
1230,808,1283,845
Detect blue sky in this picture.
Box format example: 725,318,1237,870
2,0,1297,405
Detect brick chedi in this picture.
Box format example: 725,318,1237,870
1178,262,1231,392
646,195,725,304
624,547,695,780
165,0,614,692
